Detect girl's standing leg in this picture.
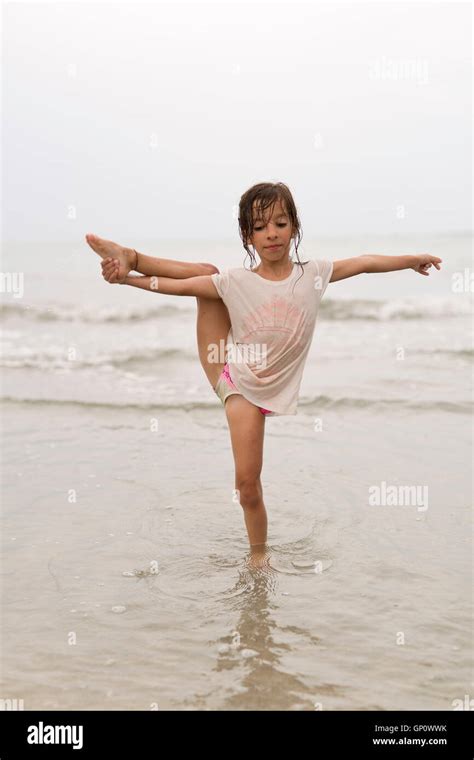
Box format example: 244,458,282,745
224,394,268,547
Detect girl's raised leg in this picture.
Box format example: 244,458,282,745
86,233,231,388
85,233,213,282
89,233,270,550
90,235,231,390
195,295,231,389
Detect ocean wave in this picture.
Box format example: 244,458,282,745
1,343,471,370
0,302,193,322
1,394,471,414
417,348,473,359
298,395,472,415
1,296,471,323
321,297,472,320
0,346,196,369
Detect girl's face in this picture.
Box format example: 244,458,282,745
249,200,294,262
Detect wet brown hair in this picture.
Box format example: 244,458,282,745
238,181,309,293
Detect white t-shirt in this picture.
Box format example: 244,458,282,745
210,258,333,415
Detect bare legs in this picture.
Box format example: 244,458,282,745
85,232,215,282
130,255,269,546
98,243,232,389
224,394,268,546
86,234,268,547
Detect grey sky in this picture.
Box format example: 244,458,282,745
3,1,472,242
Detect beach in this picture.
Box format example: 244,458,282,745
1,234,472,710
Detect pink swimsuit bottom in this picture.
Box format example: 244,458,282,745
213,363,274,416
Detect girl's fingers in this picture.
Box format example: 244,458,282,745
103,267,116,282
101,258,119,269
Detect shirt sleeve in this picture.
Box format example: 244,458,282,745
210,269,230,300
312,259,334,298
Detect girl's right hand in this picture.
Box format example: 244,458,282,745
101,258,121,283
411,254,442,276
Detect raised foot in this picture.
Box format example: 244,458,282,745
85,233,136,283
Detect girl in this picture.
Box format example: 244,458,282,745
85,182,442,555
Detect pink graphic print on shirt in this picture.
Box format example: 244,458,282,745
238,294,311,375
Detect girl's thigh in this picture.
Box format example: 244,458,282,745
195,296,231,389
224,394,265,484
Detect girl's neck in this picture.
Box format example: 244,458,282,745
252,257,293,279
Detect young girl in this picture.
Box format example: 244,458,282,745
85,182,442,554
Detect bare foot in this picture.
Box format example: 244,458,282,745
246,544,272,570
85,233,137,283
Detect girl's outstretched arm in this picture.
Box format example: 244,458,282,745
331,253,442,282
121,271,220,299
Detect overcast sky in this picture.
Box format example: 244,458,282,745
3,1,472,242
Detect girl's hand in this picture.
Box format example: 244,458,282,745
411,254,443,276
101,257,121,284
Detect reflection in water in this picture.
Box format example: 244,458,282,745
212,540,332,710
122,525,335,710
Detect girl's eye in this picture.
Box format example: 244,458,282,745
254,223,287,231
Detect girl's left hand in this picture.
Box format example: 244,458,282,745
101,257,121,283
412,254,443,276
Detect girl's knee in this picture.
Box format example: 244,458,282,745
236,476,262,509
198,263,219,275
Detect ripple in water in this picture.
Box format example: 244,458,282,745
123,531,333,604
